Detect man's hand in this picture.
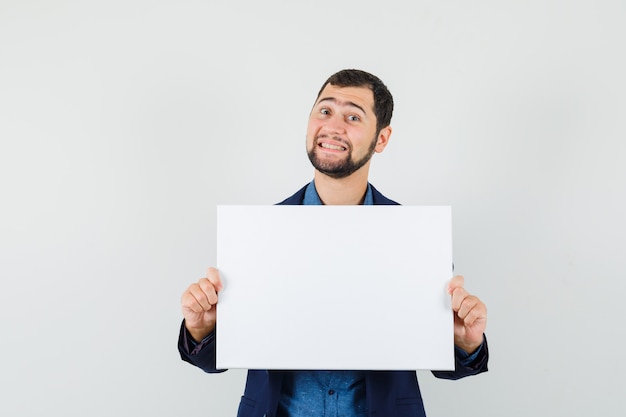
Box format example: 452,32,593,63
448,275,487,354
181,267,223,342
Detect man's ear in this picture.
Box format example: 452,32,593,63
374,126,392,153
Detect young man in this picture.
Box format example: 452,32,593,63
179,69,489,417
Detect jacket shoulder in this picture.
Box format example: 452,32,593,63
276,184,308,205
370,184,401,205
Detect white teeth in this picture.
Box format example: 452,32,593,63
321,143,345,151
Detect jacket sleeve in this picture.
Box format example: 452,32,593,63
177,320,227,374
431,334,489,380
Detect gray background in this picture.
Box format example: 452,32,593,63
1,1,624,416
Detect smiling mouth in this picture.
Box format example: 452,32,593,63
319,142,347,151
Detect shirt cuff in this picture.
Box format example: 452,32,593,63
182,323,215,356
455,341,484,366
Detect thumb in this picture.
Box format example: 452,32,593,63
447,275,464,295
206,267,224,292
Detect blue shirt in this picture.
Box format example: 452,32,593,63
277,180,371,417
302,180,374,206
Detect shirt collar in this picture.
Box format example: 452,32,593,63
303,180,373,206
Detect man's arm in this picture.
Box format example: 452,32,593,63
178,267,226,373
432,334,489,380
432,275,489,379
178,322,226,373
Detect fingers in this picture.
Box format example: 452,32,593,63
181,269,223,313
454,293,486,327
449,275,487,327
181,284,210,315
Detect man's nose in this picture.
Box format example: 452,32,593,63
320,116,346,135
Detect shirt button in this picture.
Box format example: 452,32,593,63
328,390,335,395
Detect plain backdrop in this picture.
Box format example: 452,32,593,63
1,1,624,416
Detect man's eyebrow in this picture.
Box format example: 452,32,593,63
317,97,367,115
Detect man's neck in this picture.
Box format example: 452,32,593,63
313,169,370,205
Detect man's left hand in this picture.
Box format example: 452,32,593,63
448,275,487,354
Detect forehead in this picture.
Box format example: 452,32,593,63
315,84,375,113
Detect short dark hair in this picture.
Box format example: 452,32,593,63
316,69,394,134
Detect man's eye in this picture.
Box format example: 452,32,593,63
347,115,360,122
320,108,330,115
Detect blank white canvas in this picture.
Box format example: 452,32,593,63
216,205,454,370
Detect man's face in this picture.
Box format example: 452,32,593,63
306,84,386,179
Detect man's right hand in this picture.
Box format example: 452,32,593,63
181,267,223,342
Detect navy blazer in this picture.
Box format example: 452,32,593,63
179,183,489,417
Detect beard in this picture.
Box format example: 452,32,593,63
307,135,378,179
